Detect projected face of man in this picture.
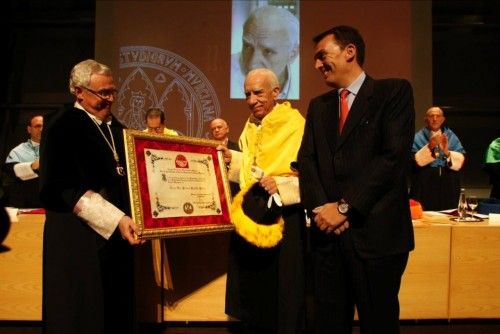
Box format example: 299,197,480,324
240,15,298,89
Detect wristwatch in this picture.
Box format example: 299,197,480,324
337,199,350,215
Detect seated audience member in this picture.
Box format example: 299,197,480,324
210,118,240,196
3,115,43,208
210,118,239,150
143,107,178,290
409,106,465,210
143,107,178,135
484,137,500,199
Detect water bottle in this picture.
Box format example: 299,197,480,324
457,188,467,220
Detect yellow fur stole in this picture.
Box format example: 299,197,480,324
230,182,284,248
238,102,305,189
231,102,304,248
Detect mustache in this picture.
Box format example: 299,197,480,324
322,63,332,71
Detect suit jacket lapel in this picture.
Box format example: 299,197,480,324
320,92,339,154
336,76,374,149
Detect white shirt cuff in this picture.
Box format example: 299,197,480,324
449,151,465,171
73,190,124,239
274,176,301,206
414,145,435,167
13,162,38,180
227,150,242,183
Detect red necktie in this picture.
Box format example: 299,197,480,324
339,89,350,133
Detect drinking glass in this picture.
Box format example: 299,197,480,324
457,190,467,220
467,196,478,219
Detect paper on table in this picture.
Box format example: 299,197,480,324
424,211,450,216
489,213,500,225
5,207,18,223
435,209,488,219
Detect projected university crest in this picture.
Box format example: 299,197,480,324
116,46,221,137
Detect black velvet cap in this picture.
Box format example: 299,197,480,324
241,183,282,226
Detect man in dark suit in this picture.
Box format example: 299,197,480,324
209,118,237,150
297,26,415,334
209,118,240,196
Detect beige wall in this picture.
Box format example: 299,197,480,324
411,0,433,130
96,0,431,139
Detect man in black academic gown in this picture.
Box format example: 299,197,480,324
39,59,144,334
223,69,306,334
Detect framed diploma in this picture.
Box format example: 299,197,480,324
123,129,233,239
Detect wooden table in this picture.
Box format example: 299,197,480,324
399,223,451,319
0,214,43,320
449,223,500,317
402,214,500,319
1,213,500,322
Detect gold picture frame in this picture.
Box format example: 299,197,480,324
123,129,233,239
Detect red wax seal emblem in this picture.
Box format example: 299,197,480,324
183,202,194,214
175,154,189,168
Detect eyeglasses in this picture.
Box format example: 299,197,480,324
82,87,117,100
148,126,164,133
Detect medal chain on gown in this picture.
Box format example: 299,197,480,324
91,119,125,176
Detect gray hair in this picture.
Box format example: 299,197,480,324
69,59,112,95
210,118,228,127
244,5,299,51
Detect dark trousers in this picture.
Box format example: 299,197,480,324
312,230,408,334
